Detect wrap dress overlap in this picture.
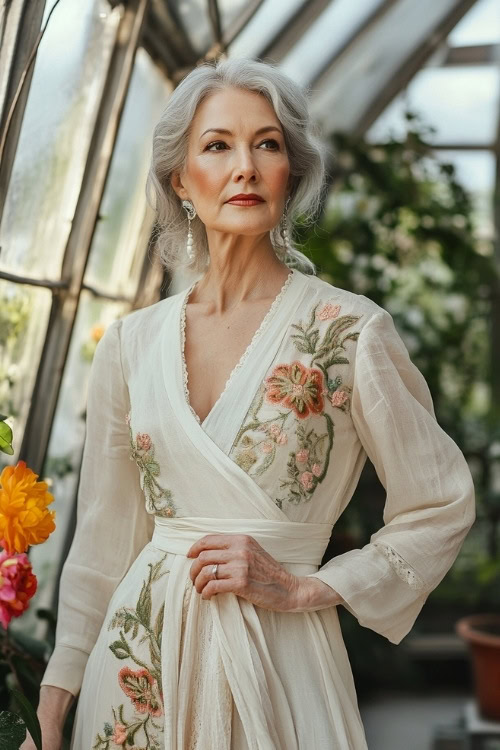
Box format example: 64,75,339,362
40,267,476,749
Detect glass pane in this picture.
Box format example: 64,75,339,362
228,0,306,59
218,0,261,33
173,0,212,54
280,0,384,86
449,0,500,46
84,49,172,297
0,0,120,279
0,281,52,465
433,150,495,240
367,66,499,146
10,291,130,638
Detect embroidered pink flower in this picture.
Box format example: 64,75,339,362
300,472,314,490
261,441,274,454
316,302,341,321
269,424,281,437
331,390,348,407
311,463,322,477
296,449,309,463
118,667,163,717
112,722,127,745
135,432,152,452
275,431,288,445
265,361,324,418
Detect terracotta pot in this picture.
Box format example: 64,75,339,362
456,614,500,721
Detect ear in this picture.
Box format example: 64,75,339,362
170,171,189,201
285,173,294,199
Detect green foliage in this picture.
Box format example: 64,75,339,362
0,420,13,456
0,287,32,420
296,110,495,448
0,711,26,750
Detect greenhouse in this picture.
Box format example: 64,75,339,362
0,0,499,748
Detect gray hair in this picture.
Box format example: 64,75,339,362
145,56,328,276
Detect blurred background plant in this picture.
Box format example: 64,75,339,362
0,418,57,749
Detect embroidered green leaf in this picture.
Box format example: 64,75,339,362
109,634,131,660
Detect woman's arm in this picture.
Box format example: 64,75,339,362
38,319,154,704
305,308,475,641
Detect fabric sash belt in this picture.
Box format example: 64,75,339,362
151,515,333,566
151,515,334,750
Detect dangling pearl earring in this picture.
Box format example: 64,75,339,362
182,199,196,261
280,196,293,255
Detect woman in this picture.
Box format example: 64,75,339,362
33,57,475,749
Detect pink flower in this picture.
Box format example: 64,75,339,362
311,463,322,477
300,472,314,490
269,424,281,437
261,441,274,454
265,362,325,419
0,550,37,629
331,390,348,407
296,449,309,463
112,722,127,744
276,431,288,445
118,667,163,717
317,303,341,321
135,433,152,452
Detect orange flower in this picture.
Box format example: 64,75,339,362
0,461,56,554
90,323,105,343
265,361,324,418
0,550,37,628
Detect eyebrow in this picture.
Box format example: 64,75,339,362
199,126,283,140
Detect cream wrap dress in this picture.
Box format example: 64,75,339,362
40,267,476,749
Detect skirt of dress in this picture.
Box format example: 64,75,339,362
70,541,368,750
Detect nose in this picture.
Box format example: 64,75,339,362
232,145,258,183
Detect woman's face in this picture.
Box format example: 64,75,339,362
171,86,293,237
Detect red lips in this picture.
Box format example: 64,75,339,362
226,193,264,202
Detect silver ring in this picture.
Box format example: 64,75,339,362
212,563,218,580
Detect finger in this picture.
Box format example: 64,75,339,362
200,577,240,600
186,534,233,558
189,549,232,581
193,563,229,594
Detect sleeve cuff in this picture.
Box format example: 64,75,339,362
307,544,429,644
39,644,90,698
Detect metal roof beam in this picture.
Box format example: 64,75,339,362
310,0,480,137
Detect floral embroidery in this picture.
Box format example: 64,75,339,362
264,361,324,418
127,413,177,518
316,302,341,321
93,554,168,749
231,300,362,508
118,666,163,717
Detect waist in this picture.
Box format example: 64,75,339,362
150,515,333,566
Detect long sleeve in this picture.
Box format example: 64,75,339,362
40,319,154,697
308,308,476,644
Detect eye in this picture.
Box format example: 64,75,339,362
259,139,280,150
205,140,227,151
204,138,281,152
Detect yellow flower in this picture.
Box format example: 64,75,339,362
0,461,56,554
90,324,105,343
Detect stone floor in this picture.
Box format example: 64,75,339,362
358,690,471,750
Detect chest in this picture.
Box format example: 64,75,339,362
183,298,278,424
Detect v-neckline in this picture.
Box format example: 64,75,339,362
179,268,296,428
